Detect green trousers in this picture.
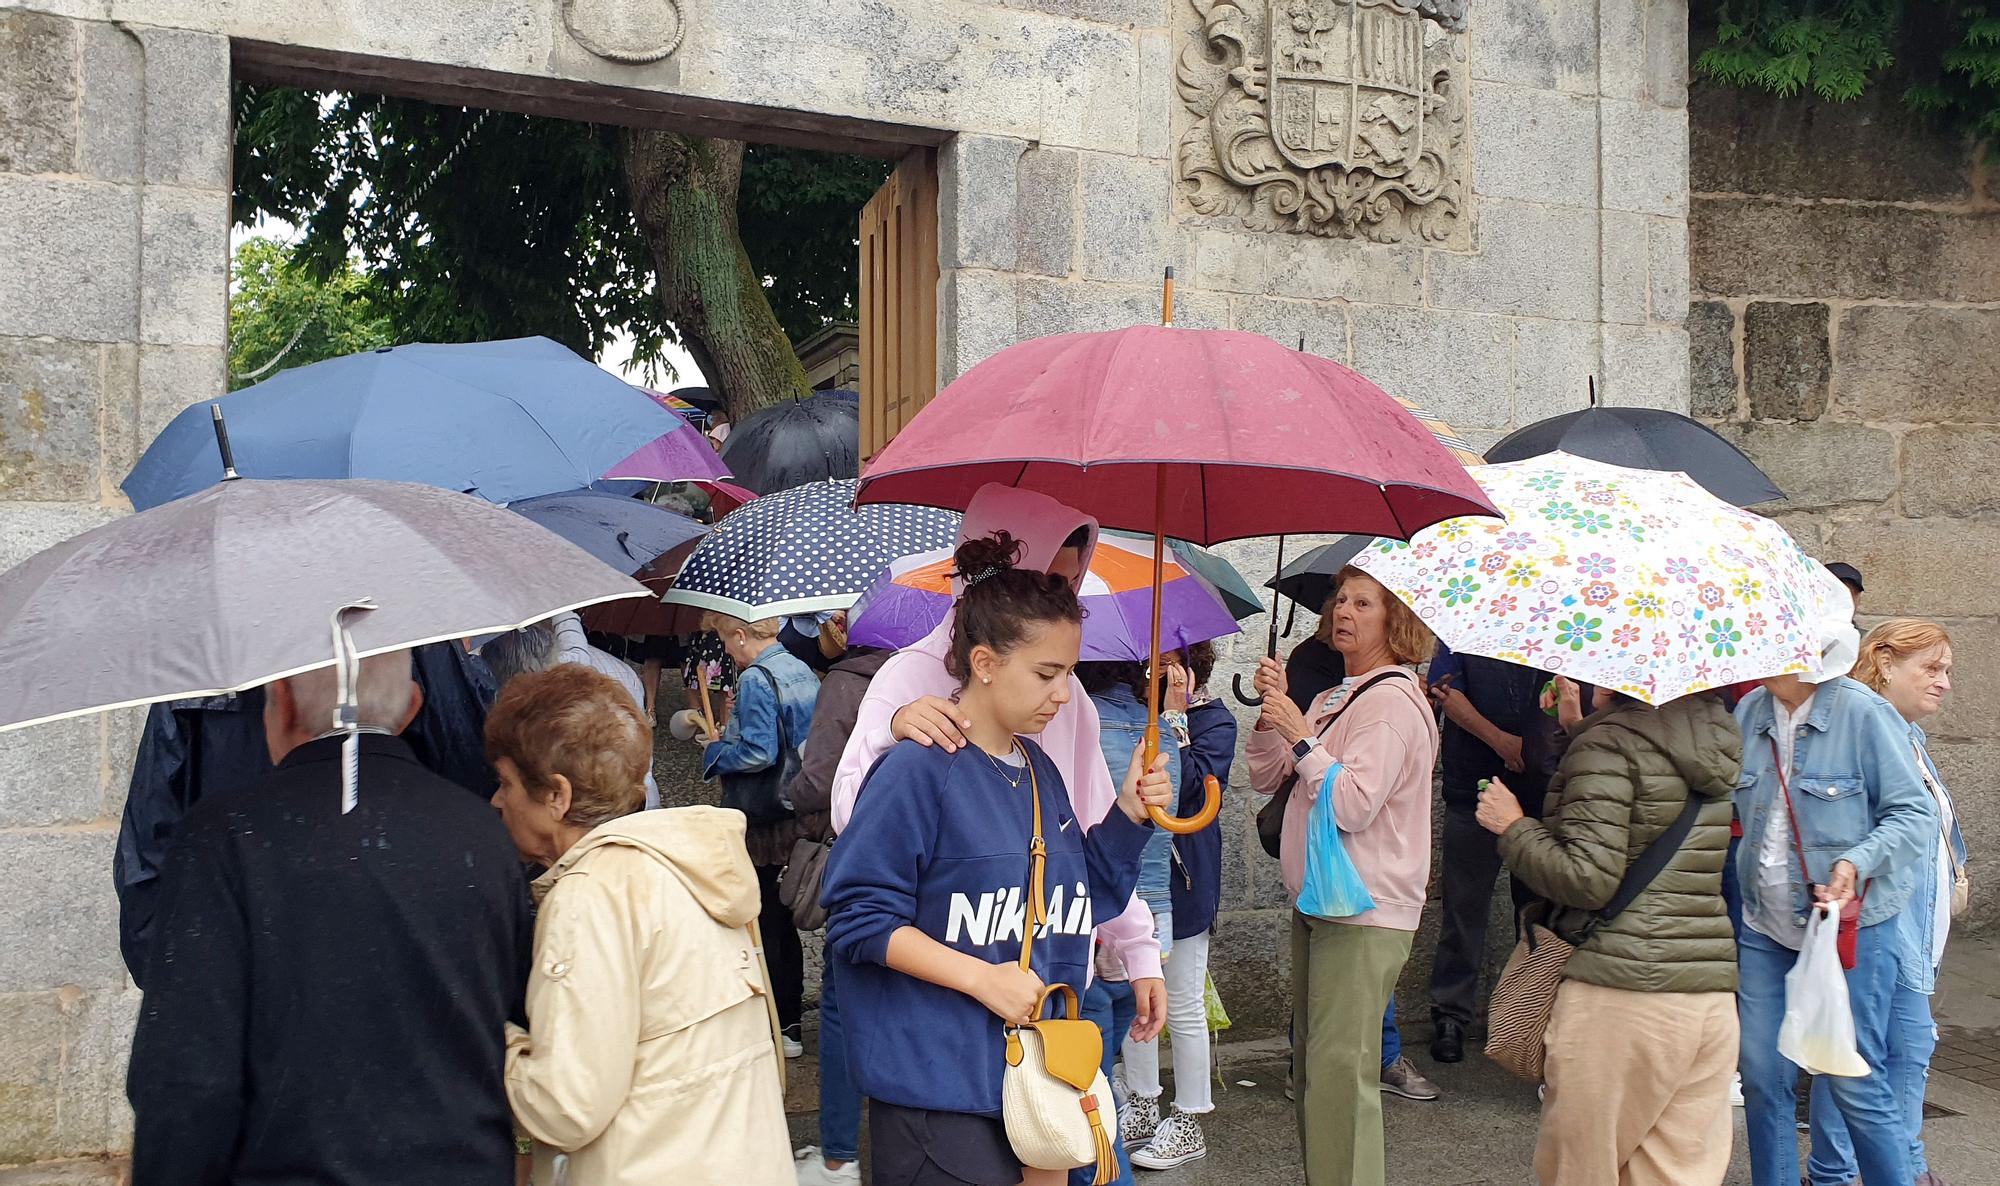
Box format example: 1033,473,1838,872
1291,912,1414,1186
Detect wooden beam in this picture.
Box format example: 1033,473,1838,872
231,40,951,159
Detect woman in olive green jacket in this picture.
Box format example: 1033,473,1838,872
1478,688,1741,1186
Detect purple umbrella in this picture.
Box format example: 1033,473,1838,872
601,389,733,484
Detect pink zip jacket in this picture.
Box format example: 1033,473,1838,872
830,484,1163,982
1247,665,1438,931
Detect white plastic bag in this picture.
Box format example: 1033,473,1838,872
1776,907,1871,1078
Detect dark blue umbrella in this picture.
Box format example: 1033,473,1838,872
122,337,682,510
507,489,707,575
718,394,860,495
664,478,960,620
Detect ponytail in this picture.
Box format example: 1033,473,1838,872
947,531,1084,681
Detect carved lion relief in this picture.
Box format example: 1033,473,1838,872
1177,0,1470,246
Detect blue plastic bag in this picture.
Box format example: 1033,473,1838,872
1296,763,1376,920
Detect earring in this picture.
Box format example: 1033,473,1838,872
981,676,991,684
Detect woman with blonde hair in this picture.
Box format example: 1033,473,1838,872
1247,567,1439,1186
1808,619,1965,1186
692,609,821,1058
488,664,792,1185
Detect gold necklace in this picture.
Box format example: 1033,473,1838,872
981,740,1027,790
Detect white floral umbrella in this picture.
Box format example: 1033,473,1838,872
1355,454,1835,704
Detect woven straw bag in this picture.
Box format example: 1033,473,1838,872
1483,916,1574,1082
1000,747,1118,1184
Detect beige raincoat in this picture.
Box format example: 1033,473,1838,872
505,806,792,1186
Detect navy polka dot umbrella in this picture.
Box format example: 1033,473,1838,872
662,478,961,621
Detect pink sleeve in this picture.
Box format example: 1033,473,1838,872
1049,686,1162,982
1247,720,1296,794
1324,712,1421,832
831,654,924,835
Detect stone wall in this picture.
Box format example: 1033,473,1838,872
0,9,231,1166
1687,79,2000,929
0,0,1692,1165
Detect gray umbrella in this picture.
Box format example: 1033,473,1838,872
0,477,649,734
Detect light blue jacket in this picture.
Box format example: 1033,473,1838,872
703,642,820,783
1733,678,1936,934
1889,723,1968,994
1090,685,1180,926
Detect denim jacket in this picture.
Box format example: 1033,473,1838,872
1890,723,1969,994
702,642,820,783
1733,678,1936,934
1090,686,1181,945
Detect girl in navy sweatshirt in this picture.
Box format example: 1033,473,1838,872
822,532,1173,1186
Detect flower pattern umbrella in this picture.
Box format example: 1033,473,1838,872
1356,454,1828,705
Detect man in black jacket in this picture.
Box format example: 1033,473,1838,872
113,641,499,987
1425,644,1549,1063
126,650,532,1186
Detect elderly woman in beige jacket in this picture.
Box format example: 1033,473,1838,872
484,664,792,1186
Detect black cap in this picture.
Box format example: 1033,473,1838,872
1825,562,1865,594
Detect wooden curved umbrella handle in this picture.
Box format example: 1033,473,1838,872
1148,774,1221,835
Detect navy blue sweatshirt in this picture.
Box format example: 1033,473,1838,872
822,738,1152,1117
1170,699,1236,940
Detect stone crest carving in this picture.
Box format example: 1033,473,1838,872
1178,0,1469,245
563,0,685,64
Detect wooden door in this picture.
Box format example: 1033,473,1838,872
858,148,939,461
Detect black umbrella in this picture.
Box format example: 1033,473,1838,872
1485,384,1781,507
1268,537,1377,613
718,394,860,495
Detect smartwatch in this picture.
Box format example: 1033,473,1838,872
1291,738,1314,762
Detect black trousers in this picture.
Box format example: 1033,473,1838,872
1428,802,1538,1027
756,862,804,1031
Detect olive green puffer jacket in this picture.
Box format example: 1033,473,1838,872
1497,694,1742,994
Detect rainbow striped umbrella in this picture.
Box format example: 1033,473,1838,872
848,533,1240,662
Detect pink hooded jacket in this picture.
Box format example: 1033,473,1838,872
829,484,1163,982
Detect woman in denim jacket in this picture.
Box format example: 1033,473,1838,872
696,611,822,1056
1733,601,1936,1186
1808,620,1966,1186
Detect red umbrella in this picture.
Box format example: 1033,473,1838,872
856,309,1497,833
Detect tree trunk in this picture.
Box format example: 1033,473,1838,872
619,129,811,422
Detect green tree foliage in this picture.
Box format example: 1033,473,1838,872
1698,1,2000,143
227,236,393,391
233,85,891,404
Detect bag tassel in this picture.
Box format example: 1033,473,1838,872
1083,1094,1115,1186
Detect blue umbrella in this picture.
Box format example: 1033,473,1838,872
507,489,707,576
664,479,960,620
123,337,682,510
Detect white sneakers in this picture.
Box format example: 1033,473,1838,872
793,1146,859,1185
782,1024,804,1060
1730,1072,1745,1107
1131,1108,1209,1170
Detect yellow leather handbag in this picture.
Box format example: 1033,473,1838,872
1000,747,1118,1184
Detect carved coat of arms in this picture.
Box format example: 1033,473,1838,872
1178,0,1469,245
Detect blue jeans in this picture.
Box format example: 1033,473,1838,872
1738,924,1912,1186
1136,829,1175,960
1807,980,1937,1185
1381,1000,1401,1068
1079,979,1136,1186
817,959,861,1163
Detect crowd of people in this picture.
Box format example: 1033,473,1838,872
114,481,1966,1186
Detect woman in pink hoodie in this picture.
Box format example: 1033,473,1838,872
831,484,1168,1040
1248,566,1438,1186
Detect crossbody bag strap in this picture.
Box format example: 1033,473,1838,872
1017,741,1049,975
1595,790,1703,925
1769,735,1870,909
1912,740,1964,878
1306,668,1414,749
748,665,786,755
